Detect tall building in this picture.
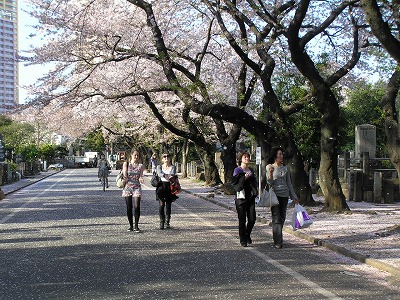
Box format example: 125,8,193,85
0,0,17,113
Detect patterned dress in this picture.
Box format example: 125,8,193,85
122,163,143,197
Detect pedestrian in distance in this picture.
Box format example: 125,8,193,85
93,155,98,168
156,153,178,229
150,153,158,174
122,149,145,232
231,151,258,247
266,147,299,249
97,154,110,188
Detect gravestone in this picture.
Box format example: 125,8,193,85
309,168,318,193
373,172,383,203
355,124,376,158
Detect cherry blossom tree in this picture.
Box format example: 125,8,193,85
21,0,259,186
20,0,385,209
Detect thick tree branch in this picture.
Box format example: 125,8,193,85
361,0,400,62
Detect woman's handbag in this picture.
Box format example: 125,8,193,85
151,172,162,187
291,204,313,230
115,170,125,188
169,175,181,195
258,187,279,207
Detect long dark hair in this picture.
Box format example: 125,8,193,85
267,147,284,164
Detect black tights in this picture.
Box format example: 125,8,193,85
125,196,141,229
159,200,171,220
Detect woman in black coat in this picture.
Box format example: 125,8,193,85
156,153,178,229
231,151,258,247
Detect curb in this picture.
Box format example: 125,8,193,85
183,188,400,280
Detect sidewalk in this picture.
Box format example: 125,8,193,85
0,171,58,196
179,177,400,281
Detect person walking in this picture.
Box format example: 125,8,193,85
150,153,158,174
93,155,98,168
156,153,178,229
122,149,145,232
97,154,110,188
231,151,258,247
266,147,299,249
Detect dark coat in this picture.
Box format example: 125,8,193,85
231,171,258,201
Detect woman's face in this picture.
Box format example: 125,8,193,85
241,154,250,164
162,154,170,162
131,151,140,161
276,150,284,164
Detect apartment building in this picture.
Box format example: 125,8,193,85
0,0,17,113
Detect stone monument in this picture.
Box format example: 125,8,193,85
355,124,376,158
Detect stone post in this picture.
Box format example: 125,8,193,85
343,152,350,182
361,152,370,176
353,171,363,202
348,171,355,201
373,172,382,203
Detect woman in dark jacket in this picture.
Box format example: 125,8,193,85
231,151,258,247
156,153,178,229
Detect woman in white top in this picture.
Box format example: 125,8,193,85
156,153,178,229
266,147,299,248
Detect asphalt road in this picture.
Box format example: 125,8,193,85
0,168,399,300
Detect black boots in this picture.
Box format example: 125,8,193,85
166,215,171,229
160,218,165,230
160,216,171,230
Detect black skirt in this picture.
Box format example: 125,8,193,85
156,181,178,202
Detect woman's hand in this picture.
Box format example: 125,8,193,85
268,164,274,179
293,198,300,204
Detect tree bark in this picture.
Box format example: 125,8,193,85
381,68,400,176
181,139,189,178
196,146,223,186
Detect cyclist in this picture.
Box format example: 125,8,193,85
98,154,110,188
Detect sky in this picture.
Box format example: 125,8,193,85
18,0,45,104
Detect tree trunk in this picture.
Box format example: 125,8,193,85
181,139,189,178
198,149,222,186
220,144,238,195
381,68,400,182
317,91,349,211
288,146,316,206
